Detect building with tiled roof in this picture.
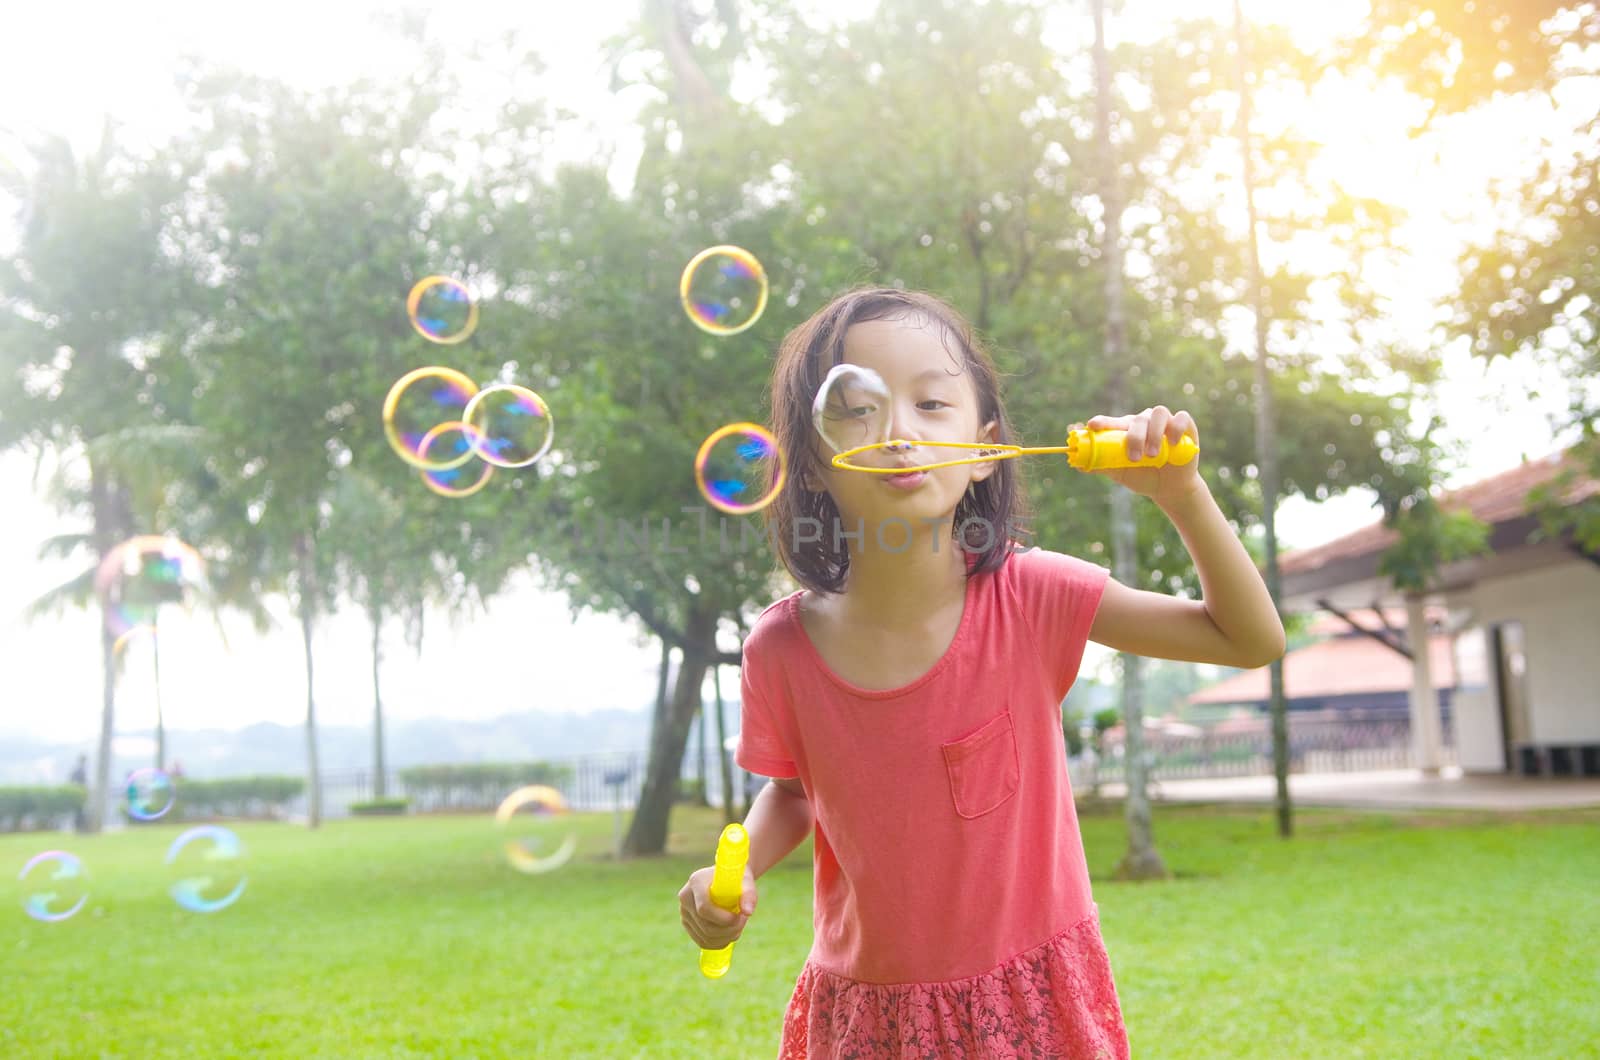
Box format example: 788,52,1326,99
1256,448,1600,778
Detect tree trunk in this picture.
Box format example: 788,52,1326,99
1233,0,1292,838
624,602,717,856
371,604,387,800
696,672,710,806
153,618,165,771
713,665,736,824
87,457,129,835
1093,0,1169,881
296,533,323,828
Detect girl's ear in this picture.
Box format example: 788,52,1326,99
969,420,1000,482
800,458,830,493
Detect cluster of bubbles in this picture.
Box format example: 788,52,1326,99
392,254,794,516
16,825,249,923
386,278,556,498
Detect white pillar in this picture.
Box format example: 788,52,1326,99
1406,594,1444,776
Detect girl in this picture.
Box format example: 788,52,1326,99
678,288,1285,1058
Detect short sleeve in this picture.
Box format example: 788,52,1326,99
1011,548,1111,701
735,629,799,779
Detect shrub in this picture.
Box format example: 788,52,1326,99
0,785,85,833
398,762,574,812
349,798,410,816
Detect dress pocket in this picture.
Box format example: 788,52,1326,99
940,710,1020,819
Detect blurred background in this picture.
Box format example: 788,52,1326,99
3,0,1596,829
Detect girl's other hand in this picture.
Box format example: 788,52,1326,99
678,863,758,950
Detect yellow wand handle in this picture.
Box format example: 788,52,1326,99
698,823,750,979
1066,428,1198,471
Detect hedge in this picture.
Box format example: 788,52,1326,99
0,785,85,833
399,762,574,812
349,798,410,816
160,775,304,820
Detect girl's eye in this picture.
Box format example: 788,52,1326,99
917,400,950,411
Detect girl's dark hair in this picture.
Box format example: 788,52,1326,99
764,286,1028,595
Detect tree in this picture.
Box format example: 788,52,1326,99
0,127,190,831
1347,1,1600,544
1092,0,1168,880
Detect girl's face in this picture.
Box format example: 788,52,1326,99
810,314,998,528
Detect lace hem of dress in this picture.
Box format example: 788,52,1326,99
779,907,1129,1060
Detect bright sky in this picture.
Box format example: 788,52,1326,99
1,0,1592,745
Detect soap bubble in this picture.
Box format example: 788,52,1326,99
417,421,495,498
679,246,768,336
695,424,787,516
813,363,894,457
382,366,480,471
406,276,478,345
18,851,89,923
126,767,176,822
494,785,578,875
94,536,208,640
463,384,554,468
166,825,248,913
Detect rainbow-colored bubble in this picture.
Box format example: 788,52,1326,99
126,767,176,822
94,537,207,639
679,246,769,336
165,825,248,914
494,785,577,875
695,423,786,515
382,366,481,471
463,384,554,468
406,276,479,345
418,421,495,498
18,851,89,923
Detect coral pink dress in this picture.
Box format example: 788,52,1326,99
736,548,1129,1059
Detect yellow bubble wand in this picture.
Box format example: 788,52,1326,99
814,364,1197,475
829,427,1198,474
698,823,750,979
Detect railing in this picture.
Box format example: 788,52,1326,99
208,715,1456,821
292,748,755,820
1084,713,1457,786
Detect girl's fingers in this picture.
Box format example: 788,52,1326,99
1171,410,1198,446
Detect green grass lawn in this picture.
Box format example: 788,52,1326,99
4,802,1597,1058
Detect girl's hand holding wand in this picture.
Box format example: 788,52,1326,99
1081,405,1204,510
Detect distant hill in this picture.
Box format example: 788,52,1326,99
0,704,741,785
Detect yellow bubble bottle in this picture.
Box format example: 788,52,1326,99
699,823,750,979
1066,427,1199,471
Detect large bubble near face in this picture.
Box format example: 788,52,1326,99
813,364,894,456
